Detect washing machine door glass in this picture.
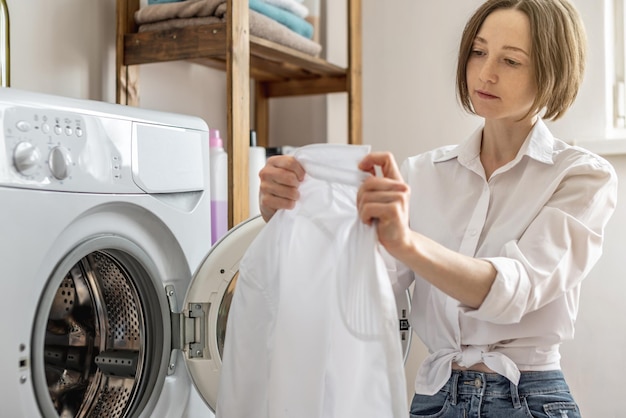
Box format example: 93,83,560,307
182,215,412,412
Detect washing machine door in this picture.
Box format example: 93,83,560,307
180,215,412,412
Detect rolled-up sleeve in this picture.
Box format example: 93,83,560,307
467,157,618,324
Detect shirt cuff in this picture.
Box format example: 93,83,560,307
464,255,531,324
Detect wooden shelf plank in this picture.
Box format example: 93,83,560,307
262,76,347,98
123,23,347,83
124,25,228,65
249,36,345,78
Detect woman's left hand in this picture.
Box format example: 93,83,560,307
357,152,411,255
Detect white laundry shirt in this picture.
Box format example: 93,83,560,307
216,144,408,418
396,118,618,395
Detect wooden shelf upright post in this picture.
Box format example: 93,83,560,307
226,0,250,227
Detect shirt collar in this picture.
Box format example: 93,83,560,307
433,118,555,166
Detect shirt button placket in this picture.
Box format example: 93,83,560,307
458,183,490,256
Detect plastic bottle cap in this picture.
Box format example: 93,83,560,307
250,130,257,147
209,129,223,148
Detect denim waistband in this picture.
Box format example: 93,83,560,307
441,370,570,408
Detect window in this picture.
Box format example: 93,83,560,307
610,0,625,129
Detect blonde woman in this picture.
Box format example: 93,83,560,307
258,0,617,416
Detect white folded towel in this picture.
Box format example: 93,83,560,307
260,0,309,19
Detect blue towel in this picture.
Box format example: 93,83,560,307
249,0,313,39
148,0,184,4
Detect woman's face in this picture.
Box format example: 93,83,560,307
466,8,537,123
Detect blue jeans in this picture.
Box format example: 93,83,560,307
409,370,580,418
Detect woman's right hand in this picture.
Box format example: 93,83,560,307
258,155,305,222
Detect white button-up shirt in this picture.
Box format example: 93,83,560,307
218,144,408,418
396,119,618,395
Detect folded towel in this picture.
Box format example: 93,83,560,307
259,0,309,19
136,0,313,39
148,0,185,4
249,0,313,39
135,0,224,24
138,5,322,57
138,16,222,31
216,3,318,52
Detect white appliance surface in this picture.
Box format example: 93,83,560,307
0,88,219,417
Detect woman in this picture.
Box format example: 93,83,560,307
257,0,617,416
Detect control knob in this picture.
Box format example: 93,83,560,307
48,146,71,180
13,142,41,176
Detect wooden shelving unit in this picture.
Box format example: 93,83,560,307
116,0,362,226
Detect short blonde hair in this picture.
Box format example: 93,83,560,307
456,0,587,121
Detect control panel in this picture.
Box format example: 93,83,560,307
7,108,84,181
0,105,138,193
0,90,209,194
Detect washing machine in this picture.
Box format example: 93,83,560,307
0,88,412,418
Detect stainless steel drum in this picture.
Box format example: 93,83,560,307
44,252,143,417
31,237,170,418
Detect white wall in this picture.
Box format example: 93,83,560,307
11,0,115,100
8,0,625,415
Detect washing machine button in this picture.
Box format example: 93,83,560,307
16,120,31,132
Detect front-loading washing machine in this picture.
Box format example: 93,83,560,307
0,88,412,418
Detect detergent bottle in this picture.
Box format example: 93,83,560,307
209,129,228,244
